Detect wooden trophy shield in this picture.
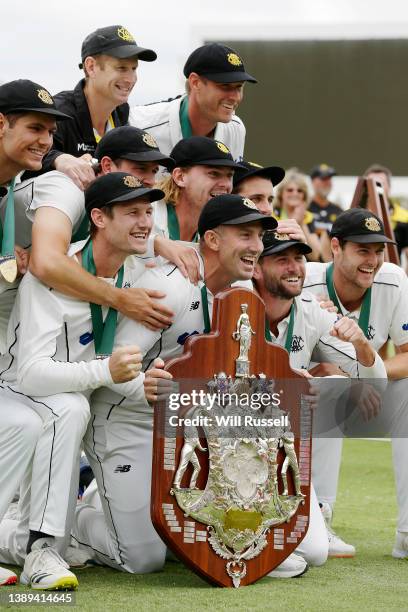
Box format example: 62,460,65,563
151,288,313,588
350,177,400,265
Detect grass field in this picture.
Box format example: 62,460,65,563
2,439,407,611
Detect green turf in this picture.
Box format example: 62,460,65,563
2,439,407,611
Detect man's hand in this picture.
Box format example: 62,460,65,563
154,237,201,284
317,293,338,314
351,382,382,423
54,153,96,191
144,358,174,402
114,287,174,330
308,362,348,377
276,219,306,243
109,345,142,383
330,317,375,367
15,245,30,276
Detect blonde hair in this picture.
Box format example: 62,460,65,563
156,174,182,205
275,170,310,211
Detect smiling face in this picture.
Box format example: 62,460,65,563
175,164,234,209
0,112,56,172
211,222,265,281
235,175,274,214
332,239,385,291
257,246,306,299
97,198,153,255
87,55,138,106
191,76,245,124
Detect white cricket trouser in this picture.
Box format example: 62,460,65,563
0,385,42,520
72,399,166,573
295,484,329,566
312,379,408,531
0,387,89,565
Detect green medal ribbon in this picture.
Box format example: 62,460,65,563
82,240,124,357
166,203,198,243
265,303,295,353
179,97,193,139
0,178,16,258
72,214,90,243
200,284,211,333
325,263,371,339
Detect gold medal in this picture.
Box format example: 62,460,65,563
0,256,17,283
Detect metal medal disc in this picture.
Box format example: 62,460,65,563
0,256,17,283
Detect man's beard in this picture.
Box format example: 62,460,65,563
264,276,303,300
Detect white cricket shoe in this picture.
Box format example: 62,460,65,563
0,566,17,586
392,531,408,559
267,552,308,578
20,539,78,590
320,502,356,558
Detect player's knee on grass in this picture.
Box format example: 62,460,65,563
123,542,166,574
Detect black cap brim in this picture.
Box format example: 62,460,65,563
311,171,337,179
262,240,313,257
105,44,157,62
115,150,175,170
4,106,72,121
223,212,278,230
202,71,257,84
234,166,285,188
106,187,164,205
338,234,396,244
178,158,245,169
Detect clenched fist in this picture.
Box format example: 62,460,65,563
109,345,142,383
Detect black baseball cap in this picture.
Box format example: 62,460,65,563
198,194,278,236
171,136,244,169
261,230,312,257
233,160,285,188
329,209,396,244
79,25,157,68
310,163,337,179
183,43,257,83
95,126,174,170
85,172,164,217
0,80,71,120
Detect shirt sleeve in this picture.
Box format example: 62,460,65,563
16,274,115,396
25,172,84,229
389,273,408,347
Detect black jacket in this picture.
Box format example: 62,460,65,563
24,79,129,178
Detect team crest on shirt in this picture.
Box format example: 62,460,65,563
227,53,243,66
365,217,381,232
123,175,142,188
37,89,53,105
274,232,290,241
142,133,157,148
216,141,230,154
117,27,134,42
367,325,376,341
402,323,408,331
242,197,258,210
290,335,304,353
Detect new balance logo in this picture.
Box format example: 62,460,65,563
189,301,200,311
114,465,131,473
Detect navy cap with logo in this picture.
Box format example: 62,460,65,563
171,136,244,169
0,80,71,120
310,163,337,180
85,172,164,218
261,230,312,257
329,208,396,244
233,160,285,189
198,194,278,236
79,25,157,68
95,126,175,170
183,43,257,83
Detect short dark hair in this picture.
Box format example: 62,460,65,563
3,112,25,127
89,204,114,237
363,164,392,183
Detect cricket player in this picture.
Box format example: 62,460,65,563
0,173,164,589
0,78,71,587
130,42,257,161
252,229,387,566
71,194,277,575
29,25,157,190
303,208,408,558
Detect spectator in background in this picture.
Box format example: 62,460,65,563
364,164,408,267
309,163,343,234
274,171,324,261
